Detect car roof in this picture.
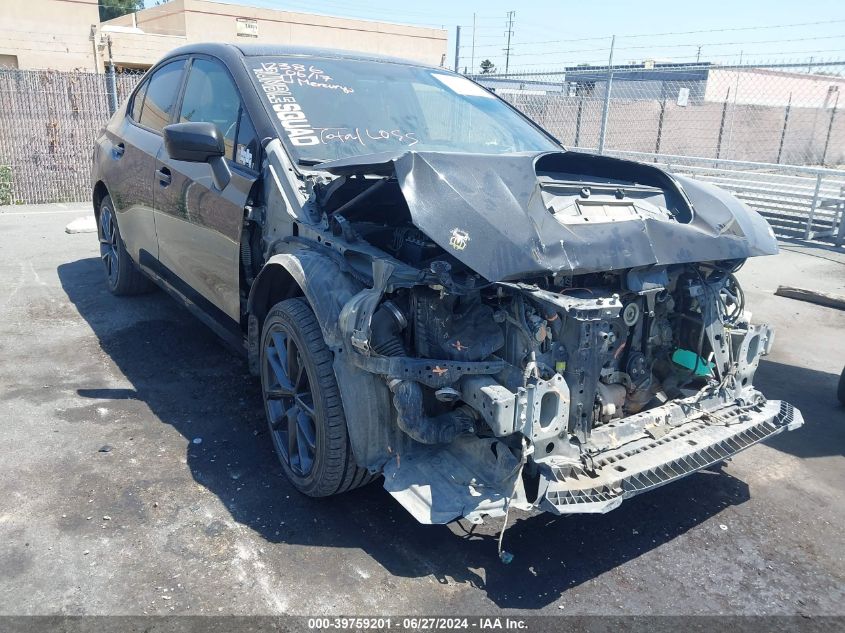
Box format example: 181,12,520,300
162,42,440,70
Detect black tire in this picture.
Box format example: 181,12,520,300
838,367,845,406
260,298,374,497
98,195,155,296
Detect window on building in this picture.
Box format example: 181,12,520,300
139,59,186,133
179,58,240,159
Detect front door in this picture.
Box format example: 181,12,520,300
153,56,260,327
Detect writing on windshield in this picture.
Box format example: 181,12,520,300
249,57,557,160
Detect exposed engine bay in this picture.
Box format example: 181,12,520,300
252,147,803,524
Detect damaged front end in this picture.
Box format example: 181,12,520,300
278,149,803,525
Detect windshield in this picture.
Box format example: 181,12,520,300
248,56,559,162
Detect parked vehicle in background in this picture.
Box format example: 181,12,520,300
91,43,803,526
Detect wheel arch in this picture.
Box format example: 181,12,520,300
249,249,394,474
247,248,365,368
92,181,110,227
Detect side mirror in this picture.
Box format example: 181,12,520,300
163,122,223,162
163,122,231,190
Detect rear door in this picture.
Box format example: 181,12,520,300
108,59,186,267
153,56,260,326
100,59,185,265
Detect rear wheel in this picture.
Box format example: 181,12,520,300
260,298,373,497
98,195,154,296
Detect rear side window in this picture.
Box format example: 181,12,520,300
179,58,240,160
234,109,259,170
129,80,148,121
139,60,186,132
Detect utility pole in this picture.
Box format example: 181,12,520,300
454,25,461,72
503,11,515,74
470,13,477,75
696,45,702,63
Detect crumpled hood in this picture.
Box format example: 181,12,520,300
320,150,778,281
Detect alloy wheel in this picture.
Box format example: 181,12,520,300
262,326,318,477
99,205,119,287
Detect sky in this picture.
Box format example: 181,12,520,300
141,0,845,73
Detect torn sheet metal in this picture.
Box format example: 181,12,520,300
318,149,778,282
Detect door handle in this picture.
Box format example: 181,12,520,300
156,167,171,187
112,143,125,159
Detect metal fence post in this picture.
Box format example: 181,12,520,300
106,63,118,116
821,91,839,166
835,185,845,247
805,173,823,240
655,82,667,157
597,35,615,155
574,93,584,147
776,92,792,164
716,87,730,159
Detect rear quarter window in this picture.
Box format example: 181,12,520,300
129,80,148,122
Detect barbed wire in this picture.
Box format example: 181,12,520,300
488,52,845,70
465,33,845,54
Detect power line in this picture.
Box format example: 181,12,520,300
615,33,845,51
618,17,845,39
459,18,845,66
461,35,611,50
500,48,845,70
462,33,845,53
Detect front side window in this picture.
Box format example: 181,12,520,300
179,58,240,159
139,59,186,132
248,57,558,162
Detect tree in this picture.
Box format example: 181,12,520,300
480,59,496,74
99,0,145,22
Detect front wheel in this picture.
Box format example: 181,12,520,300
260,298,373,497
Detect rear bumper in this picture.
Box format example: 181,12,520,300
539,399,802,514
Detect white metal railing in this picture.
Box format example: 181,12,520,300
594,150,845,246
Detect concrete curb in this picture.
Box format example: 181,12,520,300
775,285,845,311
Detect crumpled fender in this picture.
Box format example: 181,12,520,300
673,174,778,256
248,246,365,348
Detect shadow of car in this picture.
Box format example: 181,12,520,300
58,255,754,608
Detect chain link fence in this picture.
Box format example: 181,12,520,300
0,68,144,205
0,61,843,245
473,61,845,245
472,61,845,167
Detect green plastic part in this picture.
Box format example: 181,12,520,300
672,348,714,377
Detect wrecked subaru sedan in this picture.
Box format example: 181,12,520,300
91,44,802,526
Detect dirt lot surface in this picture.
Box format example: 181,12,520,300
1,203,843,615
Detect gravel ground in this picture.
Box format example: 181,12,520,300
0,203,843,616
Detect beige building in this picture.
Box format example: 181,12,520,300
0,0,101,71
0,0,448,73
